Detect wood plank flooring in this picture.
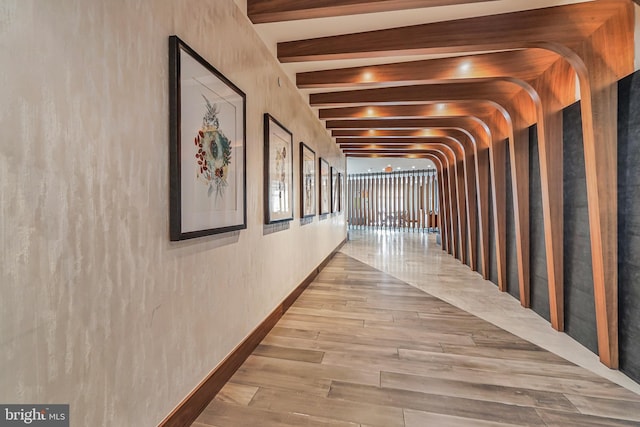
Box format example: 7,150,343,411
195,252,640,426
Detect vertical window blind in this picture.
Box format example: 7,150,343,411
347,169,439,232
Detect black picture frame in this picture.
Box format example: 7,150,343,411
300,142,316,218
264,113,294,224
338,172,344,213
169,35,247,241
331,166,339,213
319,158,330,215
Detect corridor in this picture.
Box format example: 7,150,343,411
194,231,640,426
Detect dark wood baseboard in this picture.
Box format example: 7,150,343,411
158,238,346,427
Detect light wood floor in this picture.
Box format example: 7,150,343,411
194,244,640,426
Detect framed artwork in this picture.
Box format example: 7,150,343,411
319,158,330,215
338,172,344,212
169,35,246,241
300,142,316,218
331,167,339,213
264,113,294,224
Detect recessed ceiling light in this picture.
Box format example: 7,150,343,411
459,61,471,72
412,165,416,169
397,167,401,170
362,71,373,81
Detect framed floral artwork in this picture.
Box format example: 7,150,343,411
169,36,247,241
319,158,330,215
331,166,339,213
300,142,316,218
264,113,294,224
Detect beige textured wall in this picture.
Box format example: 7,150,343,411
0,1,345,425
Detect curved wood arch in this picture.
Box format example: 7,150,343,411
319,72,570,316
313,84,529,294
335,114,494,280
416,150,453,253
429,139,468,265
423,153,449,252
278,0,634,366
425,148,457,256
341,128,479,269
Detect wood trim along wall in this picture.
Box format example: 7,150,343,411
157,238,348,427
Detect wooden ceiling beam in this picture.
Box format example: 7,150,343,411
326,118,483,129
277,0,623,62
332,115,493,146
338,133,465,147
343,148,451,153
340,144,442,149
336,136,465,144
347,152,442,158
310,80,519,107
333,129,461,137
297,48,560,88
318,104,496,120
330,118,500,146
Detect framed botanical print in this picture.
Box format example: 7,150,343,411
300,142,316,218
264,113,294,224
169,35,246,241
331,166,339,213
319,158,330,215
